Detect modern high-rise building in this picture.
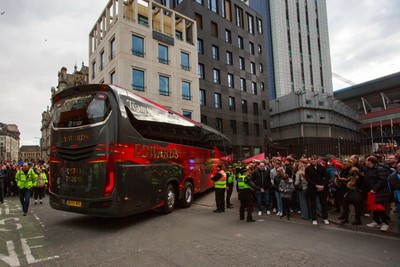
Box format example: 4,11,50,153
160,0,270,159
250,0,333,99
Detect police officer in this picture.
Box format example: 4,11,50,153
226,165,235,208
211,164,227,213
15,163,37,216
237,166,257,222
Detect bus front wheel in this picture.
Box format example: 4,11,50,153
180,182,193,208
161,183,175,214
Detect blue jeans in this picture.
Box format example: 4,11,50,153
19,188,31,213
274,191,283,213
256,190,270,212
298,190,309,219
0,179,4,203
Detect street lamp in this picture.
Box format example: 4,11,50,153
338,137,343,158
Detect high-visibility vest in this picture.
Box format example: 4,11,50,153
33,171,48,187
237,173,253,190
214,170,227,188
226,170,235,183
15,169,37,189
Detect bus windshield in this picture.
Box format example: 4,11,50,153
53,92,111,128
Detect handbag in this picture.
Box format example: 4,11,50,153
367,192,385,211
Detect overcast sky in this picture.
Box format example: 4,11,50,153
1,0,399,146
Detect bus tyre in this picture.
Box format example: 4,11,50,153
161,183,175,214
180,182,193,208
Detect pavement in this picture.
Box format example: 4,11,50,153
200,190,400,238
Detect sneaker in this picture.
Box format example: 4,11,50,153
273,208,277,213
266,210,271,215
34,200,37,205
364,213,370,217
23,213,27,216
323,219,330,225
312,220,318,225
297,210,301,214
366,222,380,228
258,211,262,216
40,200,43,204
380,223,389,231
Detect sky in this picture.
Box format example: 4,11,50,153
0,0,399,146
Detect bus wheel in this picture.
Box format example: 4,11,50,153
180,182,194,208
161,183,175,214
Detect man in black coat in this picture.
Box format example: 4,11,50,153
305,155,330,225
251,162,271,216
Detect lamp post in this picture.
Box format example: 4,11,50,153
338,137,343,158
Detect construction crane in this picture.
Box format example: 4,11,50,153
332,72,356,86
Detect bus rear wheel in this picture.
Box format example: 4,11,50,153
180,182,194,208
161,183,175,214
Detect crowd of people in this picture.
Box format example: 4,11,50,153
211,150,400,233
0,161,49,215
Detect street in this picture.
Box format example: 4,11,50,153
1,191,399,267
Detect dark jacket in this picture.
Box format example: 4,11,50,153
305,163,328,194
251,168,271,190
388,171,400,204
365,164,392,204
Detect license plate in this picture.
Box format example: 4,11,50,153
66,200,82,207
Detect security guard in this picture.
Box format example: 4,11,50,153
211,164,227,213
226,165,235,208
237,166,257,222
15,163,37,215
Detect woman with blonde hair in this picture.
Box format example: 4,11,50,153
295,162,309,219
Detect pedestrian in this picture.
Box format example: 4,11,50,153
294,161,309,219
15,163,37,215
252,162,271,216
211,164,226,213
237,166,257,222
365,156,392,231
388,163,400,232
279,173,294,220
340,162,363,225
273,167,285,216
225,165,235,209
33,166,47,204
305,155,330,225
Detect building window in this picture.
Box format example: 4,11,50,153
159,75,170,96
110,70,116,84
259,63,264,73
198,63,205,79
239,57,245,70
251,82,257,95
262,100,266,110
132,69,145,91
253,102,259,115
138,14,149,27
211,45,219,60
182,81,191,100
260,82,264,91
91,61,96,79
196,0,203,4
195,13,203,30
238,36,244,49
240,78,246,92
132,35,144,57
201,115,207,124
100,50,105,70
211,21,218,37
208,0,218,13
257,18,263,33
258,44,262,54
200,89,206,106
181,51,190,70
229,96,235,111
214,93,222,109
216,118,223,133
250,62,256,74
225,29,231,43
249,42,255,54
235,5,243,28
158,44,169,64
230,120,237,134
197,38,204,54
247,13,254,34
254,123,260,136
213,68,220,84
227,73,234,88
175,30,183,40
243,122,249,136
242,99,248,113
183,111,192,119
226,51,233,65
110,37,116,60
